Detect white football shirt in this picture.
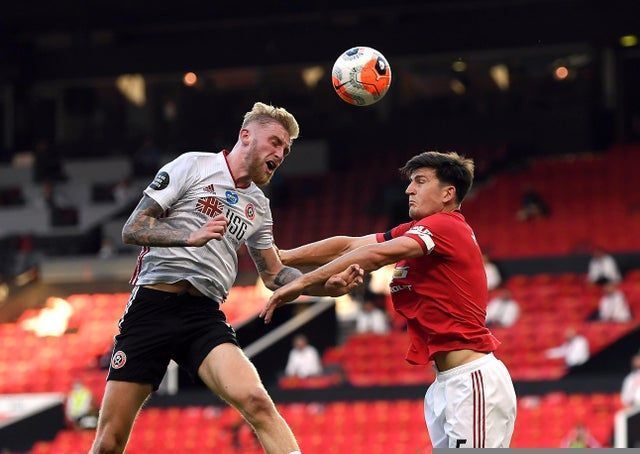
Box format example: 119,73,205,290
131,151,273,302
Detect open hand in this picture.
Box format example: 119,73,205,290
260,279,305,324
260,264,364,324
188,214,228,246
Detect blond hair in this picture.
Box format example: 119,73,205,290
242,102,300,141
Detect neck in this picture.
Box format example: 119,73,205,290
225,144,251,188
442,203,460,213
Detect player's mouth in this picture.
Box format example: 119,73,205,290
266,160,277,172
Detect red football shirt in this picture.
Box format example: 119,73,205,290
376,210,499,365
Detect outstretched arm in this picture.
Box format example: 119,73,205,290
248,246,303,291
248,246,363,295
122,195,227,247
261,237,423,323
278,234,378,267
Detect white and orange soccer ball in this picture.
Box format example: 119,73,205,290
332,46,392,106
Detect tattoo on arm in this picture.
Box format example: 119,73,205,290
274,266,303,287
122,195,190,246
248,247,302,288
248,247,269,273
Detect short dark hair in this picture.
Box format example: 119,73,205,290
400,151,474,203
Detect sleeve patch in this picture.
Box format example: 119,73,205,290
149,171,170,190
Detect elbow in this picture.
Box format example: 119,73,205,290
264,282,278,292
121,226,134,245
340,236,361,255
261,275,278,291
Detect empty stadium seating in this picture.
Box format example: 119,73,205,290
464,145,640,258
320,271,640,385
2,270,637,400
29,392,622,453
271,145,640,259
0,287,266,400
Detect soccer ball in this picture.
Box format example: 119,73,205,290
332,46,392,106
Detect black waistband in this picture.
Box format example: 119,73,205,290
138,286,219,306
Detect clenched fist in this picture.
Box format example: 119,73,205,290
188,214,228,246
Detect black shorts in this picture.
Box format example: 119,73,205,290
107,286,239,390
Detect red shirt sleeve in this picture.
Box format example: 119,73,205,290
410,213,457,256
376,219,435,255
376,221,414,243
378,213,455,255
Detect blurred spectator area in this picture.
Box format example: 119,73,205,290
0,286,265,401
464,144,640,258
8,269,638,402
319,269,640,386
2,143,638,263
0,156,147,237
31,392,622,453
270,144,640,261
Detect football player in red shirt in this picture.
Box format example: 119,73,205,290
262,151,516,448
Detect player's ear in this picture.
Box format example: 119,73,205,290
443,185,456,203
240,128,251,145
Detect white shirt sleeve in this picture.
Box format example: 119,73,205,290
143,154,199,210
246,199,274,249
566,336,589,366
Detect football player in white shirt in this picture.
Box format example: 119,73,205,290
91,103,363,454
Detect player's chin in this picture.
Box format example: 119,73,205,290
256,174,273,186
250,170,273,186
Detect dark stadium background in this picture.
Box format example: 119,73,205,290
1,0,639,452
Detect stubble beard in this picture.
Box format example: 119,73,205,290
246,141,272,186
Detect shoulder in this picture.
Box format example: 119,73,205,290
179,151,220,165
167,151,215,173
245,186,271,213
378,220,416,242
415,211,459,231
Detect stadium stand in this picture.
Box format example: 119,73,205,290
464,145,640,258
30,392,622,453
3,3,640,450
0,287,266,403
314,270,640,386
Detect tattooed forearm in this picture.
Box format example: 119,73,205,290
248,247,269,273
122,195,190,247
273,266,303,287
